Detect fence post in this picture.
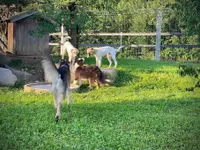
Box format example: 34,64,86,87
120,32,123,56
61,18,64,59
155,11,162,61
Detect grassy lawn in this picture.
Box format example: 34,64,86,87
0,58,200,149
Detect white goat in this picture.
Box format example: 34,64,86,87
86,46,124,68
63,41,79,64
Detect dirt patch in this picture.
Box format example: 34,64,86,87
7,55,45,82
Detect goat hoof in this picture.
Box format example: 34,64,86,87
55,116,59,122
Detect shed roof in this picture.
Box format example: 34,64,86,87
6,10,57,25
7,11,38,22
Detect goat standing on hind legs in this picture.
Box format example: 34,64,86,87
42,53,71,122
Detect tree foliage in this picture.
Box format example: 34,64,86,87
0,0,199,61
172,0,200,41
178,64,200,91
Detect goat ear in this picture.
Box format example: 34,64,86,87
72,49,77,53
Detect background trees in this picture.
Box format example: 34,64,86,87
0,0,199,61
172,0,200,41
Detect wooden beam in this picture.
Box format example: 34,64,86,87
49,42,60,46
7,22,14,53
49,32,70,36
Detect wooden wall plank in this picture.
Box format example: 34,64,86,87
7,22,14,53
14,18,49,55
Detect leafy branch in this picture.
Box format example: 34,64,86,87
178,64,200,91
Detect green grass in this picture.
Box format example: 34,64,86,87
0,58,200,150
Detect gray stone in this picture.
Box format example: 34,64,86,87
4,65,33,82
0,68,17,86
102,68,118,84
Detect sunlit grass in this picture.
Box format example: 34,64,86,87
0,58,200,149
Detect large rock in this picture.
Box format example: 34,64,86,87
0,68,17,86
4,65,32,82
102,68,118,84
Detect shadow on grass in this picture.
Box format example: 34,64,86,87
1,95,200,149
77,83,109,93
77,84,91,93
71,97,200,121
114,70,138,87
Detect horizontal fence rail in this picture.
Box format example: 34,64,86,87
79,44,156,47
79,43,200,48
80,32,183,36
161,44,200,48
49,32,200,49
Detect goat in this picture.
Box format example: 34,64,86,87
42,53,71,122
63,41,79,64
86,46,124,68
74,58,104,88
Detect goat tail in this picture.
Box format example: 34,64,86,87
116,46,124,52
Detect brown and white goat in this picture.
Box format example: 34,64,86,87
74,58,104,88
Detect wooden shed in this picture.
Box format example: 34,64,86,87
7,11,53,56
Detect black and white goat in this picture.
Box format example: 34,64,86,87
42,53,71,122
